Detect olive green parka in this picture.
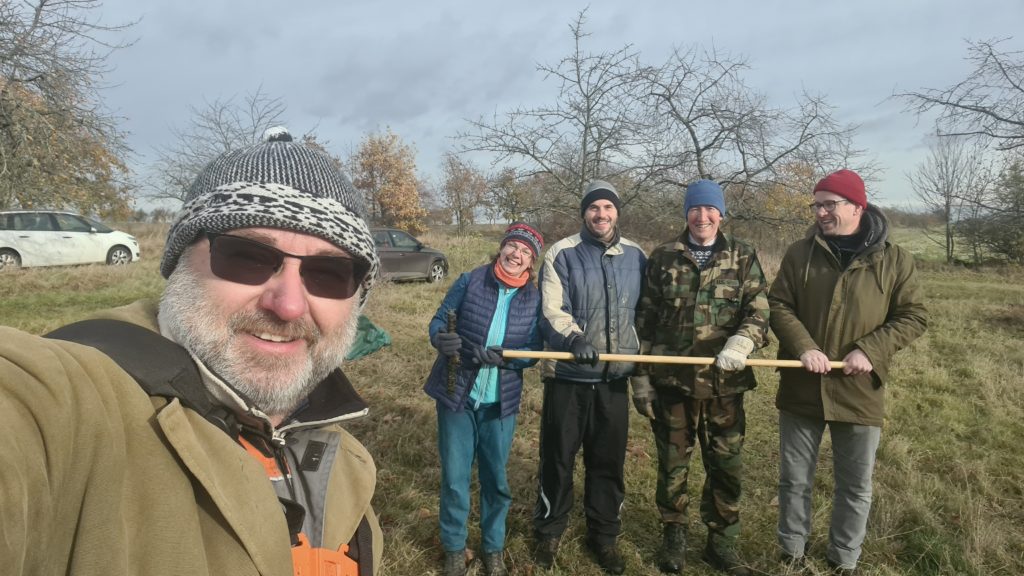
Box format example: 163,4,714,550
0,301,382,575
768,206,927,426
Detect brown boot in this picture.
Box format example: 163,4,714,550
482,551,508,576
442,550,467,576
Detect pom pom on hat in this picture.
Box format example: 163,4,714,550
160,126,379,303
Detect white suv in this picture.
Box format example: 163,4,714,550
0,210,141,272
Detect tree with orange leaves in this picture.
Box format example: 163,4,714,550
350,128,427,234
0,0,133,217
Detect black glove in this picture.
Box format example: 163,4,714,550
432,331,462,358
472,345,503,366
569,335,600,366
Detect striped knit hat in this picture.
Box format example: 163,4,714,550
160,127,378,303
501,221,544,258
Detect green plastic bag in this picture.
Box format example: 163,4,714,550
344,314,391,361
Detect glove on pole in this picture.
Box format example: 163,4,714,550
715,335,755,371
569,334,600,366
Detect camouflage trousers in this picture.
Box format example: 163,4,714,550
650,390,746,538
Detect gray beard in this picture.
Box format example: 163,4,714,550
158,253,360,418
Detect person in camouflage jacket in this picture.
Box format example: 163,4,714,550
632,180,769,576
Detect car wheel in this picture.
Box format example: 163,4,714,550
0,249,21,272
427,261,446,283
107,245,132,265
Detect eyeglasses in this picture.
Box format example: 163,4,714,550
205,232,368,300
808,199,851,213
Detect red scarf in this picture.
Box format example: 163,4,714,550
494,261,529,288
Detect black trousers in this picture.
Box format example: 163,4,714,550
533,376,629,545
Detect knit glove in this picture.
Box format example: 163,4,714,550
568,334,600,366
432,331,462,358
630,375,657,420
715,335,755,371
472,345,503,366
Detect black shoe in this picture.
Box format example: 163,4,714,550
481,551,508,576
827,559,858,575
533,536,560,570
586,538,626,575
702,540,751,576
657,523,686,573
442,550,467,576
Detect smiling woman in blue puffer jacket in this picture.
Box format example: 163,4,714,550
424,222,545,576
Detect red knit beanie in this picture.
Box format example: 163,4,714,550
813,169,867,208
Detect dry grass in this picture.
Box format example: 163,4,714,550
2,224,1022,575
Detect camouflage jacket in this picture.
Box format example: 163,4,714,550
635,232,770,398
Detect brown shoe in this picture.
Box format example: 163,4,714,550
442,550,467,576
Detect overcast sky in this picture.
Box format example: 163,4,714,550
97,0,1024,209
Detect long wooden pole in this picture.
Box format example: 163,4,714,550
501,349,845,370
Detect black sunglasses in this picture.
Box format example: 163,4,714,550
205,232,368,300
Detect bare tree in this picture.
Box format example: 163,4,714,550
900,39,1024,151
439,153,487,235
458,9,650,218
150,87,287,204
458,11,863,233
487,167,536,224
641,45,863,224
907,134,992,264
0,0,134,214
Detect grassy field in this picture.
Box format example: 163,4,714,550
2,224,1022,575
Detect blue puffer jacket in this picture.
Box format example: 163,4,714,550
425,264,542,419
539,227,646,382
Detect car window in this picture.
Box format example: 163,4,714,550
81,216,113,233
389,230,420,249
13,212,56,231
372,230,391,248
54,213,93,232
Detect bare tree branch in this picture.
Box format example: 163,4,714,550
148,86,287,204
898,39,1024,150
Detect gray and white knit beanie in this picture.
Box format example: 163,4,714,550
160,127,379,303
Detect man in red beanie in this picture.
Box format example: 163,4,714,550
768,169,927,574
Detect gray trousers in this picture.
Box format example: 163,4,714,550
777,410,881,570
